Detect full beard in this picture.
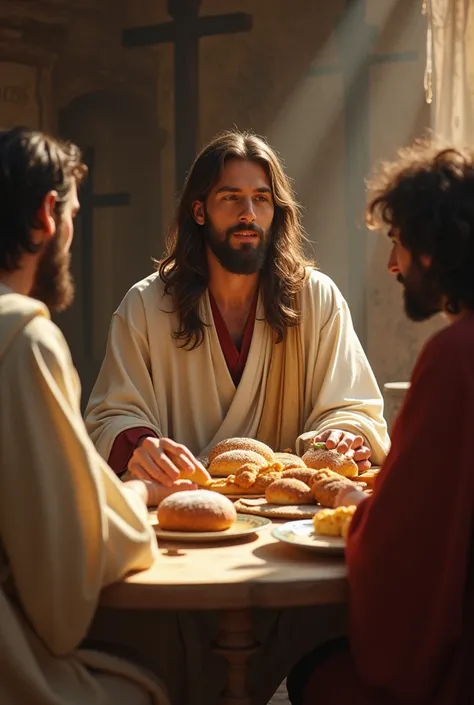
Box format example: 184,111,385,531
398,264,441,322
30,227,75,312
203,221,269,275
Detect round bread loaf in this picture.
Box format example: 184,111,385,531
208,449,269,477
302,446,358,478
274,452,306,470
208,437,274,464
157,490,237,532
265,478,314,505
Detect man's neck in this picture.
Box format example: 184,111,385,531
207,252,259,311
0,267,33,297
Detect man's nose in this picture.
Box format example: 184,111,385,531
239,198,256,222
387,250,399,274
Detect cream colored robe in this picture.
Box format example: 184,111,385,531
0,285,169,705
86,269,389,464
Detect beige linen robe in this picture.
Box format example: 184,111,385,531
0,285,169,705
86,269,389,463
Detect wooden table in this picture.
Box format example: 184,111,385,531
101,518,348,705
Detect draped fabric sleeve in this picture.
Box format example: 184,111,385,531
0,316,158,656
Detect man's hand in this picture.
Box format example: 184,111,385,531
128,436,210,487
312,429,372,473
335,483,367,509
123,478,197,508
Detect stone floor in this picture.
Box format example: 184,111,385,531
268,681,289,704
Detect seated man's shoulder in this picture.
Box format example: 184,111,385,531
301,268,345,311
117,271,172,318
422,314,474,366
0,292,68,363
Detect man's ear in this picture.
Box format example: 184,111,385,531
32,191,58,244
192,200,205,225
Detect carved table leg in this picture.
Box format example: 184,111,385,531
213,608,260,705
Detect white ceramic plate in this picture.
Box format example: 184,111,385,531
272,519,345,555
153,513,271,543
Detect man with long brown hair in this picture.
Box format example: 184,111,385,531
290,141,474,705
86,129,389,492
0,127,169,705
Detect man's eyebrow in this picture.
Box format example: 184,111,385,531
214,185,273,195
215,186,241,194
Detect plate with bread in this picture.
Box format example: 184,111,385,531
272,505,357,555
153,489,271,542
200,437,379,520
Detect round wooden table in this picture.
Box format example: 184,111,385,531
101,517,348,705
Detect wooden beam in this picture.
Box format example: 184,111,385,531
122,13,252,48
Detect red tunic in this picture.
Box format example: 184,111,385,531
107,292,258,474
304,313,474,705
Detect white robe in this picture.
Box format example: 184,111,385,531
0,285,169,705
86,269,389,464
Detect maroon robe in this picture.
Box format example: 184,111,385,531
304,313,474,705
107,292,257,474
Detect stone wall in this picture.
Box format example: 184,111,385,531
0,0,444,400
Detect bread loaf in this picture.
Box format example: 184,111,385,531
208,437,274,464
157,490,237,532
303,445,358,478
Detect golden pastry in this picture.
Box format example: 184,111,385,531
357,468,380,489
313,505,356,538
208,437,275,464
311,470,357,508
208,449,268,477
281,467,320,487
265,478,314,505
252,471,282,492
274,452,306,470
303,444,358,478
234,462,261,489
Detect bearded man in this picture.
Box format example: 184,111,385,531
0,127,169,705
85,129,389,491
289,142,474,705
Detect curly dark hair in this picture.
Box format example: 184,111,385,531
366,137,474,315
158,129,313,349
0,126,87,271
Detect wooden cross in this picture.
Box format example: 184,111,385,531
306,1,421,345
122,0,253,192
80,147,130,357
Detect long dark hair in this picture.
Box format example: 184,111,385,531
158,129,313,349
366,138,474,315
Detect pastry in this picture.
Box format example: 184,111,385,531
303,444,358,478
358,468,380,489
311,470,357,508
252,471,282,492
208,449,269,477
265,478,314,505
274,452,306,470
183,465,212,486
208,437,275,464
281,467,320,487
157,490,237,531
234,462,261,489
313,505,356,538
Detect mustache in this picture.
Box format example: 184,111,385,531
226,223,265,238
